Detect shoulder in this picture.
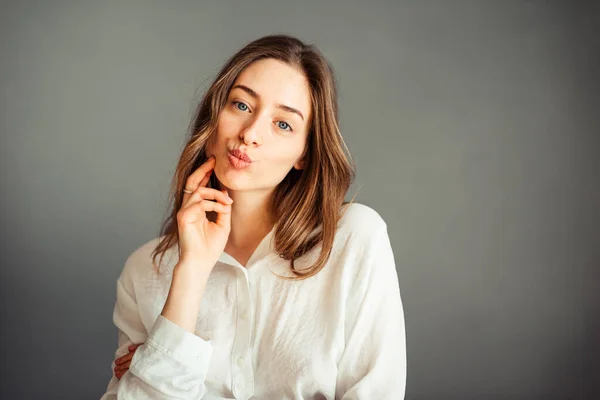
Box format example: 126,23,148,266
338,202,387,238
119,235,176,283
332,202,389,255
332,203,397,289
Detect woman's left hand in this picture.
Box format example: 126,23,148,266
114,343,143,379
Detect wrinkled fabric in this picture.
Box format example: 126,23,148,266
100,203,406,399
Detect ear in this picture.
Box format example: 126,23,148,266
293,157,306,171
294,146,308,170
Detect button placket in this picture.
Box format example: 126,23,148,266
231,267,254,399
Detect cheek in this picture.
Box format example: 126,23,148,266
206,118,233,156
216,112,240,138
263,141,306,168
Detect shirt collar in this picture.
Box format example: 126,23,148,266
217,226,276,269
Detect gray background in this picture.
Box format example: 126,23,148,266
1,0,598,399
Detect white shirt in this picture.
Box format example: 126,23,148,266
100,203,406,399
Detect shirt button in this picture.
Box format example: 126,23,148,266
234,380,245,391
237,356,245,367
240,310,248,320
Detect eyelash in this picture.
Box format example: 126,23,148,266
231,101,293,132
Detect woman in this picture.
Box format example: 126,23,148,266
101,34,406,399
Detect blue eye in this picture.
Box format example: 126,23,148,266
277,121,292,131
233,101,249,112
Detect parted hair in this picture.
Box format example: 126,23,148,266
151,34,356,280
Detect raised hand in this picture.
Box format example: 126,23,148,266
177,155,233,270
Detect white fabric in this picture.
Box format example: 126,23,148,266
100,203,406,399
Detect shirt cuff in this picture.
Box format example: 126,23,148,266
146,314,213,368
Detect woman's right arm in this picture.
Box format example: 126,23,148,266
100,155,232,399
100,260,214,400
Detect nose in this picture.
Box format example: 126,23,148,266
239,116,264,146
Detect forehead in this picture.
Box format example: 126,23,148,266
233,58,312,119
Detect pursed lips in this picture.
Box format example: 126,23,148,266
229,148,252,162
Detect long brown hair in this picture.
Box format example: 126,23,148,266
151,34,356,280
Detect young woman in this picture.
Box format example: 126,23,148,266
100,34,406,399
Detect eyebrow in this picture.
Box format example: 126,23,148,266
231,84,305,121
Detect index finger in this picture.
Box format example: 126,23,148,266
182,156,215,201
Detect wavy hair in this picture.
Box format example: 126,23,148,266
151,34,356,280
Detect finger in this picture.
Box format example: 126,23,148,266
115,355,125,365
182,157,215,202
128,343,143,351
115,350,137,366
116,368,128,379
115,358,132,376
182,187,233,209
115,360,131,373
198,171,211,189
215,189,232,228
183,168,212,206
190,186,233,204
187,156,216,189
182,173,214,210
115,365,128,378
178,200,231,224
116,349,138,365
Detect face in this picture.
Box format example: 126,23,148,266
206,58,312,194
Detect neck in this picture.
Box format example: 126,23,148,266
226,188,274,252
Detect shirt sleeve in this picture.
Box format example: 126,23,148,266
100,257,214,399
335,222,407,400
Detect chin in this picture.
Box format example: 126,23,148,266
214,171,244,191
218,173,272,193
